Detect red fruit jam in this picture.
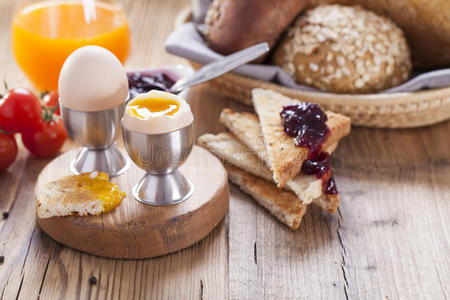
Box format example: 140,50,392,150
324,176,338,195
301,151,338,195
128,72,176,98
280,103,330,158
301,152,331,179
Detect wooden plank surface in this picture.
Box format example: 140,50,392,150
0,0,449,299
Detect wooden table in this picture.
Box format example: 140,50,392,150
0,1,449,299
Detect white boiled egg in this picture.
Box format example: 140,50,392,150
122,90,193,135
58,46,128,112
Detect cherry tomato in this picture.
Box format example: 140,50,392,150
42,91,60,115
0,88,42,133
0,133,18,171
21,114,67,158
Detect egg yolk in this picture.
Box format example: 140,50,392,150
63,172,126,213
128,98,180,119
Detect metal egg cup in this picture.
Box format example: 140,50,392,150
122,120,195,206
60,101,130,177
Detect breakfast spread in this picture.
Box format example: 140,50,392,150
123,90,193,135
58,45,129,112
199,89,350,229
36,171,126,218
0,0,373,255
272,5,411,93
128,72,177,98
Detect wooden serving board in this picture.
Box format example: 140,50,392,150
36,146,229,259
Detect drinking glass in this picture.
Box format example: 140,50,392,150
11,0,131,91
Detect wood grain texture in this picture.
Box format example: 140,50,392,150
0,0,449,299
36,146,229,259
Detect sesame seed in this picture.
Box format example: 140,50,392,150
326,65,335,74
363,74,370,82
386,65,394,75
326,53,333,61
309,63,319,72
317,34,325,42
342,67,351,76
355,79,365,88
336,56,345,66
331,44,340,52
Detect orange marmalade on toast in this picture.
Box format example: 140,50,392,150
59,171,125,213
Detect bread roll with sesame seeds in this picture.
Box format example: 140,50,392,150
307,0,450,69
272,5,412,94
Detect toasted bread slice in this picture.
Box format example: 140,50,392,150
36,172,126,219
198,132,273,181
251,89,351,187
315,193,339,213
220,109,340,209
198,132,338,212
219,109,267,163
220,108,346,183
226,165,307,230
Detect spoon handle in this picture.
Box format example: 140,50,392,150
170,42,269,93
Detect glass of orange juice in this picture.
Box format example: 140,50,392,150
12,0,130,91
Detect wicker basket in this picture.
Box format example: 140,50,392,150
176,8,450,128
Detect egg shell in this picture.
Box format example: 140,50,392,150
122,90,194,135
58,46,128,112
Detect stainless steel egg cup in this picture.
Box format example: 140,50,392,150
122,121,195,206
61,101,130,177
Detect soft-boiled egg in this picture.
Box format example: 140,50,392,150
122,90,193,134
58,46,128,112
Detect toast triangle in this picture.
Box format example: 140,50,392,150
226,165,307,230
199,132,318,204
219,109,340,212
251,88,350,187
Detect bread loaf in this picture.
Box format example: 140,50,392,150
308,0,450,69
204,0,309,60
272,5,411,93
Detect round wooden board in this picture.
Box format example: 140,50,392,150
36,146,229,259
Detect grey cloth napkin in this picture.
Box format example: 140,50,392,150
165,22,450,94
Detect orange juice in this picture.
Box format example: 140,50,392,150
12,1,130,91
